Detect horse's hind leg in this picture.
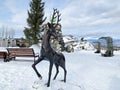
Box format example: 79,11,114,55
32,56,43,79
53,63,59,80
62,65,67,82
60,60,67,82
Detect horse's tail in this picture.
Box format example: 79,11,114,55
62,54,65,62
60,53,65,62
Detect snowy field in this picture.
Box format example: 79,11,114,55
0,49,120,90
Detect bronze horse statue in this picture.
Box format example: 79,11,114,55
32,9,67,87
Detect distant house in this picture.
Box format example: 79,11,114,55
0,38,27,47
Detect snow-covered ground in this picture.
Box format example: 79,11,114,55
0,47,120,90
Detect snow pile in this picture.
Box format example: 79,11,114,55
63,35,78,44
72,41,95,51
0,47,7,52
63,35,95,51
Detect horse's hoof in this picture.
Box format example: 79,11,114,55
47,84,50,87
45,83,50,87
53,77,56,80
60,80,66,83
38,76,42,80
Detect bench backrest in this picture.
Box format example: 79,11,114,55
7,48,35,56
0,52,7,58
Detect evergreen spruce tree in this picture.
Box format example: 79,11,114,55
24,0,46,44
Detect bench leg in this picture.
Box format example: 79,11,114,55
3,53,8,62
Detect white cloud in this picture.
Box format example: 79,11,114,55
1,0,30,33
4,0,18,13
11,11,27,25
61,0,120,36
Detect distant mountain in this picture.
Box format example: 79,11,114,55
86,39,120,47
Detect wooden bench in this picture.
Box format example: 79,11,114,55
0,51,7,62
7,48,39,62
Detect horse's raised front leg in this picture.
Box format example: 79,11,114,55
32,56,43,79
47,61,53,87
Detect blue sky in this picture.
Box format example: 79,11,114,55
0,0,120,38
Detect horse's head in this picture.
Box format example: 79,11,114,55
47,22,59,39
